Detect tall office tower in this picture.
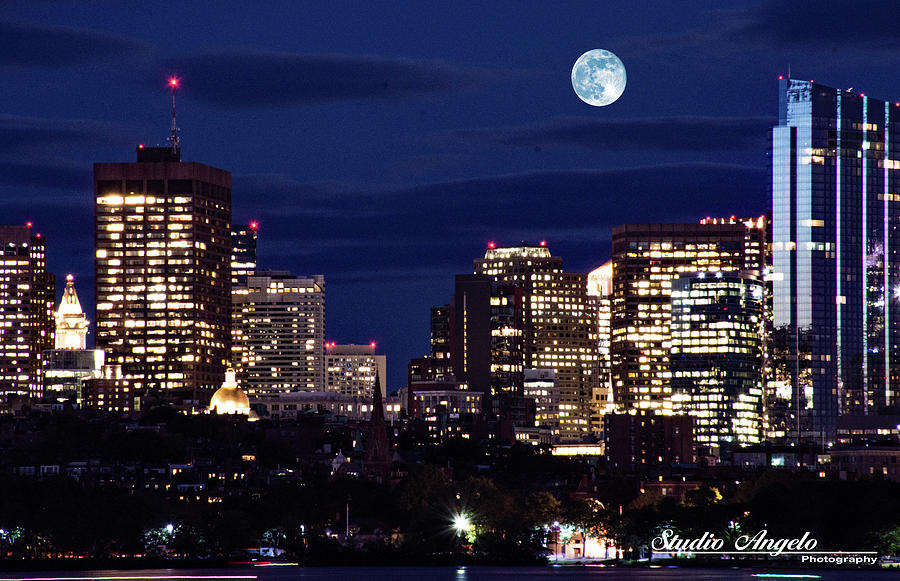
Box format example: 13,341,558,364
325,343,387,398
610,218,766,412
475,243,597,441
771,79,900,443
232,271,325,394
94,146,231,407
43,275,104,403
230,222,258,285
670,272,766,454
587,260,614,433
451,275,525,403
0,224,55,399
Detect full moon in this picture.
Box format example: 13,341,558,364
571,49,626,107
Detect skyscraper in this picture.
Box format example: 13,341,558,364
94,147,231,407
230,222,258,286
670,272,765,453
0,224,54,399
610,218,766,412
475,243,597,441
450,275,525,402
232,271,325,393
771,79,900,443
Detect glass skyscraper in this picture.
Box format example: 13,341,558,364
771,79,900,444
671,272,765,453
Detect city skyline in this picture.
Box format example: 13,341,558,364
4,3,900,389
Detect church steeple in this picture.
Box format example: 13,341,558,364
363,370,391,484
55,274,88,350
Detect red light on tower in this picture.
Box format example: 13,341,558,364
539,240,547,247
138,144,144,149
249,221,258,230
778,75,783,80
26,221,32,228
370,341,377,348
487,241,495,249
169,77,179,88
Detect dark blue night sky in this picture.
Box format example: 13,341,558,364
3,1,899,390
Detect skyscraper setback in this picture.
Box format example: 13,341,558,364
94,147,231,407
771,79,900,442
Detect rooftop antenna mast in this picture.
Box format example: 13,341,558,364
167,77,180,152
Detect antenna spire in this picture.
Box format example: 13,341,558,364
167,77,180,152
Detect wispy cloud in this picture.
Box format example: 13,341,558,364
0,18,147,68
0,114,132,154
165,48,495,107
447,116,773,152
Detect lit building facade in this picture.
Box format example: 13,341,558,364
475,244,597,442
429,304,454,379
81,364,135,414
232,271,325,394
771,79,900,444
451,275,525,402
253,390,403,423
670,272,765,452
230,222,258,286
587,261,614,433
524,368,559,435
325,343,386,398
0,224,55,399
42,275,103,403
94,147,231,407
610,219,766,412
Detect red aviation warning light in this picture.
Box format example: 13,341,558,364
487,241,496,249
249,221,258,230
169,77,179,88
26,221,33,228
370,341,377,348
539,240,547,247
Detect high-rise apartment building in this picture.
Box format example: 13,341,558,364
670,272,765,453
94,147,231,407
771,79,900,443
232,271,325,394
325,343,386,398
0,224,54,399
610,218,766,412
475,244,597,441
